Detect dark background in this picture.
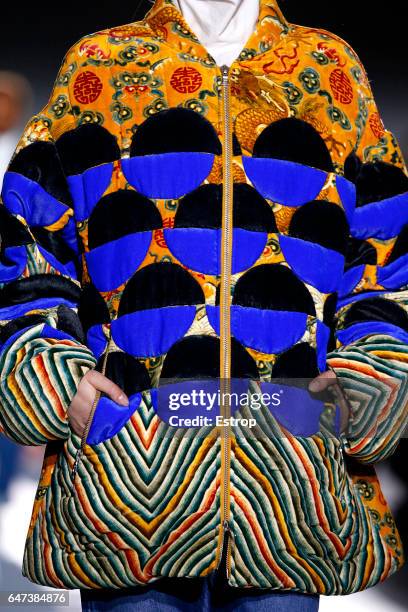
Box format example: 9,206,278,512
1,0,407,157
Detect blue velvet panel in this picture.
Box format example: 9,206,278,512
111,306,197,357
164,228,267,275
279,235,345,293
37,245,77,279
336,321,408,346
206,304,307,354
39,324,79,343
61,215,80,255
0,246,27,282
337,264,365,298
316,320,330,372
67,163,114,222
231,229,268,274
164,228,219,275
377,253,408,290
242,156,327,206
121,152,215,200
86,324,108,359
351,192,408,240
86,392,142,445
260,381,337,437
85,232,153,292
2,172,70,226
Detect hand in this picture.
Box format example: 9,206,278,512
67,369,129,437
308,369,351,435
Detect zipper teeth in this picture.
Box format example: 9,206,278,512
70,330,112,485
71,69,234,570
218,63,232,577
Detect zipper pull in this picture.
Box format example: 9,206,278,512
221,64,230,79
223,519,234,544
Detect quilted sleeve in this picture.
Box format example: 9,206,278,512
0,43,97,445
326,60,408,463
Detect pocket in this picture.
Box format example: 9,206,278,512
59,393,219,566
300,433,361,563
85,391,143,445
248,424,360,563
84,346,151,446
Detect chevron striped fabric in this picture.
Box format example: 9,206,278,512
0,0,408,596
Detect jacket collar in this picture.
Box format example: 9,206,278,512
142,0,289,65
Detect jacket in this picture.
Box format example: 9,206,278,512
1,0,408,595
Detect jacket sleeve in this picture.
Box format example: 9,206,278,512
326,58,408,463
0,44,97,445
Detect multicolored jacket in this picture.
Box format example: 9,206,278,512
1,0,408,595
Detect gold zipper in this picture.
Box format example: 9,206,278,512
216,63,233,578
70,330,112,486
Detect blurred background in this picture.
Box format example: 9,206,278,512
0,1,407,610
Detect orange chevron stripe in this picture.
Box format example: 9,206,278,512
230,487,297,588
144,479,218,576
80,429,218,536
288,437,346,558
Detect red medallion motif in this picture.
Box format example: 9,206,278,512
369,112,386,139
154,228,167,248
73,71,103,104
170,67,202,93
329,68,353,104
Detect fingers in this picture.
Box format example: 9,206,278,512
308,370,337,392
308,369,351,435
67,371,129,436
84,369,129,406
68,376,100,436
67,376,97,436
